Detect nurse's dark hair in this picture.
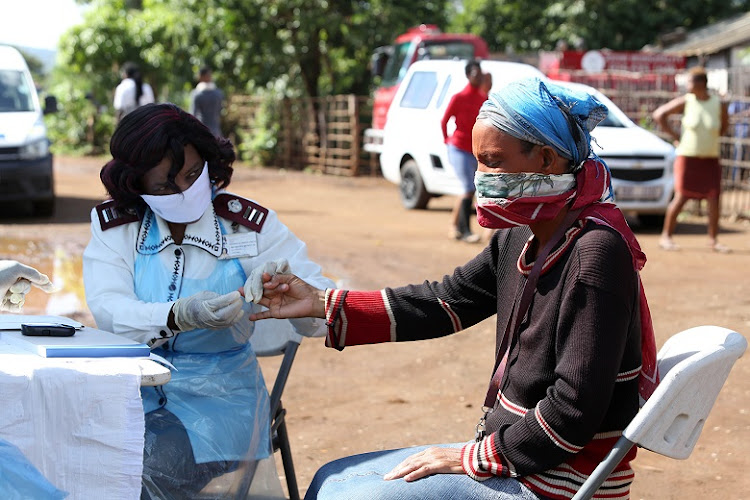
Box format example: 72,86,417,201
100,102,234,215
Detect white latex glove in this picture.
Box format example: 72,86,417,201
243,258,291,303
0,260,57,312
171,290,245,331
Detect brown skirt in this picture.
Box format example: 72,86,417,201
674,156,721,200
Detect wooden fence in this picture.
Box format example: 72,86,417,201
227,94,377,176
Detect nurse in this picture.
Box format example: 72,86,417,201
82,103,334,498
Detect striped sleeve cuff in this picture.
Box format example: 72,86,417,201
324,289,394,349
461,433,512,480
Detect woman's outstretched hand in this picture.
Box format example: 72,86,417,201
244,272,326,321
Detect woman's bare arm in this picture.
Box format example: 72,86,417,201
652,95,686,143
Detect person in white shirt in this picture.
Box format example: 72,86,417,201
83,102,334,499
113,62,155,122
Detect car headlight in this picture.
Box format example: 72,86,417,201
19,138,50,160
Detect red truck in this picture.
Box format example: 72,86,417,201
365,25,489,153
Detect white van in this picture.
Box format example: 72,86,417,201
379,60,675,225
0,45,56,216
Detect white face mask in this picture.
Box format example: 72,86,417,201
141,162,212,223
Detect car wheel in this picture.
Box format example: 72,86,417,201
399,160,430,210
638,214,665,228
33,198,55,217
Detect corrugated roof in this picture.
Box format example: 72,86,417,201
663,12,750,56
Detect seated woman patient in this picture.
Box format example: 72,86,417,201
251,78,659,500
82,103,333,499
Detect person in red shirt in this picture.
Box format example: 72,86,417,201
441,60,488,243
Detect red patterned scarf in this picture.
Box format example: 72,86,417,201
479,159,659,401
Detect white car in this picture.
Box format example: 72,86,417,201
379,60,675,226
0,45,57,216
379,59,544,209
557,81,675,226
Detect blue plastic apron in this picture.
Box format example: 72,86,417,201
0,438,67,499
134,209,271,464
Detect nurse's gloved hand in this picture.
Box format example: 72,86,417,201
171,290,245,331
0,260,57,312
243,258,290,303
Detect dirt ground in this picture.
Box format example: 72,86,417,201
1,156,749,499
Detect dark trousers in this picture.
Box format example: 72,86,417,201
458,197,475,236
141,408,237,500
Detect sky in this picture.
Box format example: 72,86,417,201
0,0,86,50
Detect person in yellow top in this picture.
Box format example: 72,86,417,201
652,66,729,252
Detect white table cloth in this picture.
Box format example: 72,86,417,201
0,339,169,499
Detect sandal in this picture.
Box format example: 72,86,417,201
659,239,680,251
709,242,731,254
460,233,481,244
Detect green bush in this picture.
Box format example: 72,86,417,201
225,90,282,167
45,79,115,156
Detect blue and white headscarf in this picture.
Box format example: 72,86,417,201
477,78,608,171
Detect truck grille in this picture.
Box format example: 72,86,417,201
0,146,21,160
0,178,22,195
609,168,665,182
0,176,51,196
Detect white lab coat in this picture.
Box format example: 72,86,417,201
83,191,333,348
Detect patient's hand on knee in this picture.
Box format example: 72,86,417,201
382,447,463,482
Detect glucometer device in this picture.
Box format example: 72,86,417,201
21,323,77,337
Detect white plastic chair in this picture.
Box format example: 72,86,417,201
572,326,747,500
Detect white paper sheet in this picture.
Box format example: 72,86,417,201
0,351,145,499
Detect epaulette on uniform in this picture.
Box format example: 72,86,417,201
95,200,139,230
213,193,268,233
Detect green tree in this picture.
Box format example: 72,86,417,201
52,0,450,155
554,0,750,51
15,48,46,85
59,0,450,99
184,0,449,97
449,0,558,52
450,0,750,53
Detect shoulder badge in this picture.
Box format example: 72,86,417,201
95,200,139,230
213,193,269,233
